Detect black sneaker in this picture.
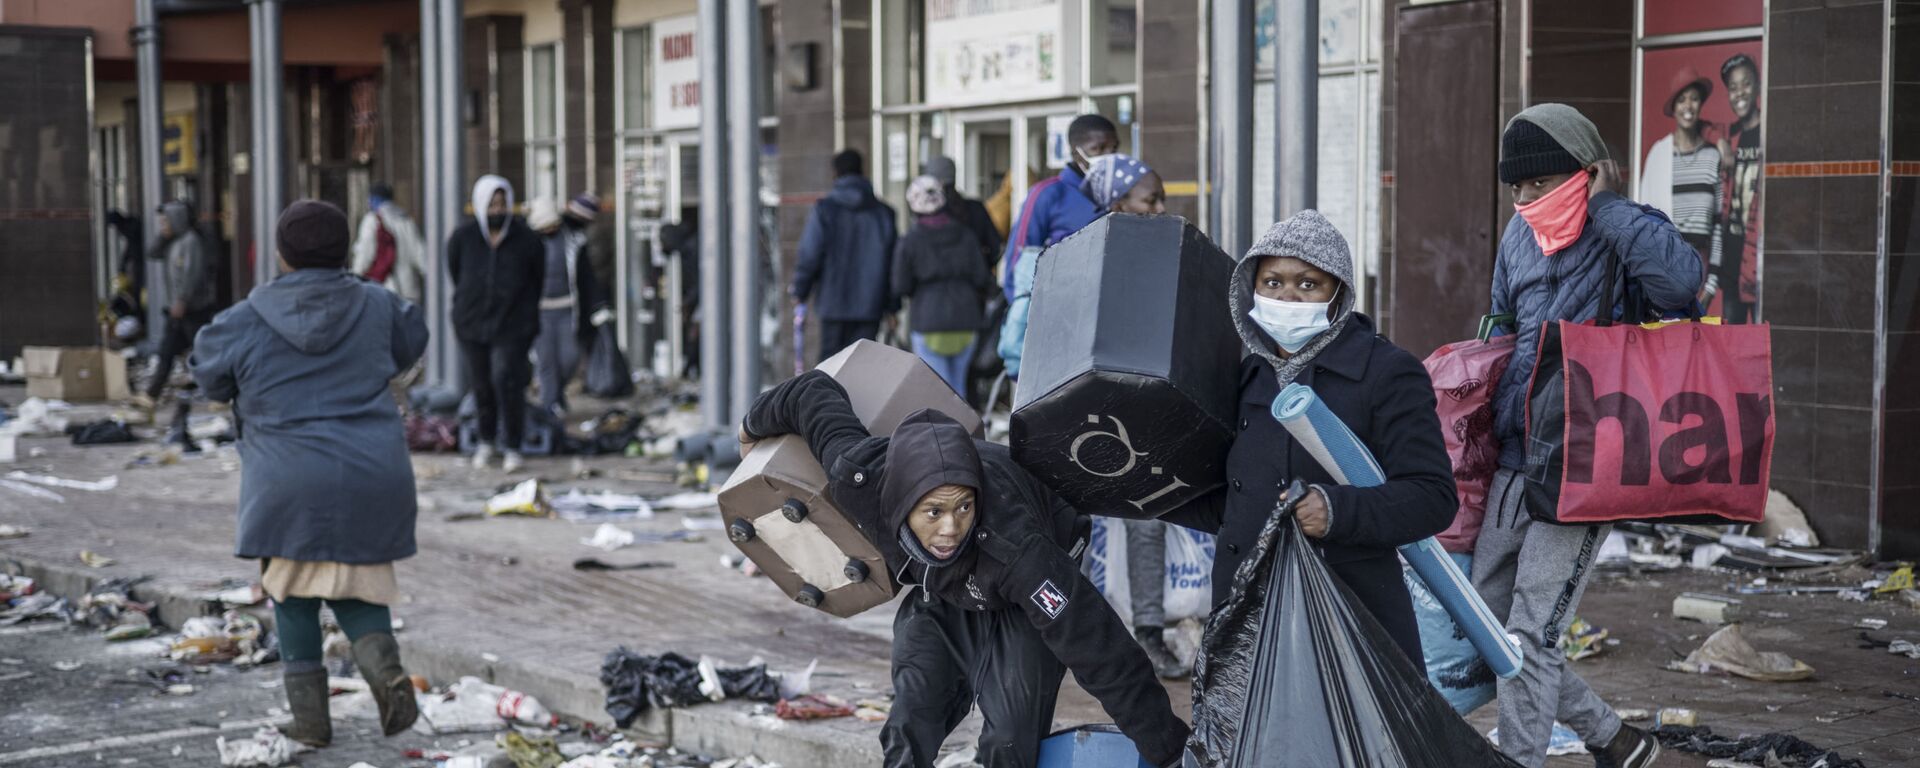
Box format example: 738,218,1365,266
1593,724,1661,768
1135,626,1189,680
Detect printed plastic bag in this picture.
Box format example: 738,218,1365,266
1420,333,1515,553
1186,485,1521,767
1404,553,1497,715
1087,518,1214,625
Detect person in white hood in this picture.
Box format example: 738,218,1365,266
445,175,545,473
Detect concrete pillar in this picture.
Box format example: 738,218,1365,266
1274,0,1317,219
726,0,762,420
1208,0,1254,258
698,0,731,428
134,0,166,338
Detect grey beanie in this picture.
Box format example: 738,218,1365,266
1503,104,1609,169
1231,209,1359,387
1245,209,1353,289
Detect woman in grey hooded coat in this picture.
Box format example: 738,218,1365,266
191,200,429,747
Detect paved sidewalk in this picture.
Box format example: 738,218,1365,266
4,386,1919,766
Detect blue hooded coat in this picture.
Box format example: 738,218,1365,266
190,269,429,563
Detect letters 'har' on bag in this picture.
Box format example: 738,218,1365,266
717,341,981,618
1523,317,1774,525
1010,214,1241,520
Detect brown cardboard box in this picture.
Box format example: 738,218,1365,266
21,347,130,402
717,340,981,618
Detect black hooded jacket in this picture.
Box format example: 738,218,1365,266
743,371,1191,766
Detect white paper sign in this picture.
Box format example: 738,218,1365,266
925,0,1073,107
652,14,700,130
1045,114,1073,169
888,132,909,183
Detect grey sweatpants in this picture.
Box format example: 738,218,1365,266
533,308,581,414
1472,468,1621,767
1123,519,1166,629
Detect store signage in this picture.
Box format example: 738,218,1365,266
163,113,196,176
925,0,1074,107
652,14,701,130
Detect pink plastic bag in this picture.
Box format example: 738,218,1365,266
1421,335,1516,554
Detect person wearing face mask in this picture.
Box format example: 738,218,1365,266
1161,210,1456,681
446,175,546,474
739,373,1191,768
1639,67,1724,306
997,114,1119,380
1480,104,1700,768
1082,153,1167,217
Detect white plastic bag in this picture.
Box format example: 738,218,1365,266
1087,518,1215,625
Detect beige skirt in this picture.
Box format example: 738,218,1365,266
261,558,400,606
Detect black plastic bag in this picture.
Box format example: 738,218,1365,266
599,648,781,728
585,324,635,398
68,420,137,445
1188,484,1521,767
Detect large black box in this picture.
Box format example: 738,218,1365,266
1011,215,1242,519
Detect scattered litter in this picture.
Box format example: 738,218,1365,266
0,593,68,625
1653,724,1865,768
68,419,137,445
653,492,719,511
1754,489,1819,548
1656,708,1698,727
1854,618,1888,630
166,683,195,696
204,581,265,607
572,559,672,572
0,574,36,601
486,479,552,517
582,523,638,551
417,676,556,734
853,698,891,722
501,731,565,768
775,693,853,720
1488,723,1586,756
553,490,655,522
216,726,302,767
1614,708,1651,722
5,470,118,492
1876,564,1914,594
0,524,27,539
52,660,83,671
78,550,116,568
105,612,154,641
1,398,72,437
0,670,31,682
1673,593,1744,625
0,479,64,503
599,649,784,727
680,511,724,531
1666,624,1814,682
171,611,266,663
1559,617,1607,661
1888,639,1920,659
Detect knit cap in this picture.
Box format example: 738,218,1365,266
276,200,351,269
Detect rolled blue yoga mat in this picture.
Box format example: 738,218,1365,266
1272,383,1524,680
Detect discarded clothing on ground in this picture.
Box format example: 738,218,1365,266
774,693,853,720
67,419,137,445
1653,725,1865,768
1186,485,1521,767
599,649,780,727
405,414,460,452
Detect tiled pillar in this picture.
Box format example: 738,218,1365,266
1138,0,1200,224
0,27,95,359
1761,0,1887,551
1881,2,1920,557
464,14,526,193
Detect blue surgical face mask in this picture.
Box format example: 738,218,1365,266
1249,288,1337,353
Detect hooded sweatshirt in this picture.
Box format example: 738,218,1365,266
190,269,430,563
792,176,899,322
446,176,547,344
743,372,1191,765
158,202,218,313
891,216,993,335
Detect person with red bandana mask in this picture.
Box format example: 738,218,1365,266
1477,103,1702,768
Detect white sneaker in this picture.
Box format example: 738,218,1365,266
471,443,495,469
501,451,524,474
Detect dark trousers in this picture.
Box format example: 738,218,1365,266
147,310,214,399
1717,237,1752,324
882,590,1064,768
533,308,581,414
460,336,534,449
819,320,880,363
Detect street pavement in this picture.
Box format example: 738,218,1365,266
3,384,1919,766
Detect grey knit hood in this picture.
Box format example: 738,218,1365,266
1230,210,1358,386
1504,103,1610,168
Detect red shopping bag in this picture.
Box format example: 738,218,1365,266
1523,316,1773,524
1422,330,1516,553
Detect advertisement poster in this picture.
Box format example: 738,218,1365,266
651,14,701,131
925,0,1072,107
1636,0,1763,323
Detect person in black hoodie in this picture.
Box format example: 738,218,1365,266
446,175,546,474
740,374,1190,768
1162,209,1456,673
893,175,994,396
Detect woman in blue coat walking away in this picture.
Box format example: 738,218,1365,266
191,200,430,748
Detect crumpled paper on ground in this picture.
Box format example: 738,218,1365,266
1666,624,1814,682
217,726,301,767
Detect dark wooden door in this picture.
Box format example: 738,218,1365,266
1389,0,1499,358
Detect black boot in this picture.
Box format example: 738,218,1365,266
349,633,420,736
1135,626,1189,680
280,667,332,747
1592,724,1661,768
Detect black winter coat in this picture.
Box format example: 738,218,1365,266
947,192,1002,272
447,216,545,344
743,371,1191,766
892,217,994,334
1163,314,1456,669
793,176,900,322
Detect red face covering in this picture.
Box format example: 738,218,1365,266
1514,170,1590,255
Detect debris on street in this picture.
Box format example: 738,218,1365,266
1672,592,1744,625
774,693,854,720
1653,724,1866,768
171,611,268,664
0,523,29,539
6,470,119,492
487,479,553,517
215,725,302,767
1666,624,1814,682
582,523,638,550
1559,616,1608,661
572,558,672,571
0,478,64,502
599,649,790,728
554,489,655,521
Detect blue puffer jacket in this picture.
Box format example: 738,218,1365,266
190,269,430,564
793,176,899,322
1489,191,1705,471
997,166,1103,378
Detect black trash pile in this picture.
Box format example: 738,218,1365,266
1653,724,1866,768
599,649,781,728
